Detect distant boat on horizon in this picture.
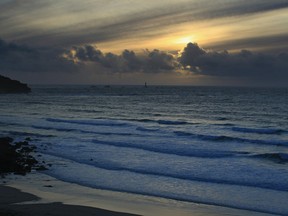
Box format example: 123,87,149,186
144,82,148,88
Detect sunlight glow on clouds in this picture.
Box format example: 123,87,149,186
175,36,196,45
1,0,288,52
1,0,288,86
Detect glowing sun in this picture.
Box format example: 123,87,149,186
175,36,194,44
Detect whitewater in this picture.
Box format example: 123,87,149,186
1,85,288,215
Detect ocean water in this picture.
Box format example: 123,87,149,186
1,85,288,215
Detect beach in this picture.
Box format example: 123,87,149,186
0,129,272,216
0,185,137,216
0,172,278,216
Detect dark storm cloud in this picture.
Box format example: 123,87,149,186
179,42,206,67
67,42,288,82
0,38,33,54
72,45,103,62
0,38,178,75
67,45,178,73
1,37,288,86
145,49,178,71
0,39,75,73
179,43,288,80
1,0,288,48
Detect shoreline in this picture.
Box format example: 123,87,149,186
0,185,137,216
1,172,276,216
0,135,280,216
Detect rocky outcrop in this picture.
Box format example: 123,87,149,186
0,75,31,93
0,137,47,176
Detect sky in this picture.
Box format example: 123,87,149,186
0,0,288,86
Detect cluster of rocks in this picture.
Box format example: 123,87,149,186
0,137,47,176
0,75,31,93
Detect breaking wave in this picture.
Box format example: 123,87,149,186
232,127,285,135
174,131,288,146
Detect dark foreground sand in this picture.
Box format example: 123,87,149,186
0,185,139,216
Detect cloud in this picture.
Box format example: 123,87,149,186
179,43,288,81
179,42,206,68
1,38,288,86
0,38,33,54
1,0,288,49
146,49,178,71
206,33,288,53
66,45,178,73
66,42,288,86
0,38,75,73
1,38,178,76
71,45,103,62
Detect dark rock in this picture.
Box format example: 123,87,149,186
0,137,47,176
0,75,31,93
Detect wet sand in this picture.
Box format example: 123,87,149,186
0,185,138,216
1,173,275,216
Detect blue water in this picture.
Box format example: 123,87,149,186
1,85,288,215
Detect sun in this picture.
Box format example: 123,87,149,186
175,36,194,44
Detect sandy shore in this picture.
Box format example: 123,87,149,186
0,185,138,216
0,172,276,216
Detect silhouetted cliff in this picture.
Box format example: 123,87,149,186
0,75,31,93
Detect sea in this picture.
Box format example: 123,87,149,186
1,85,288,215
